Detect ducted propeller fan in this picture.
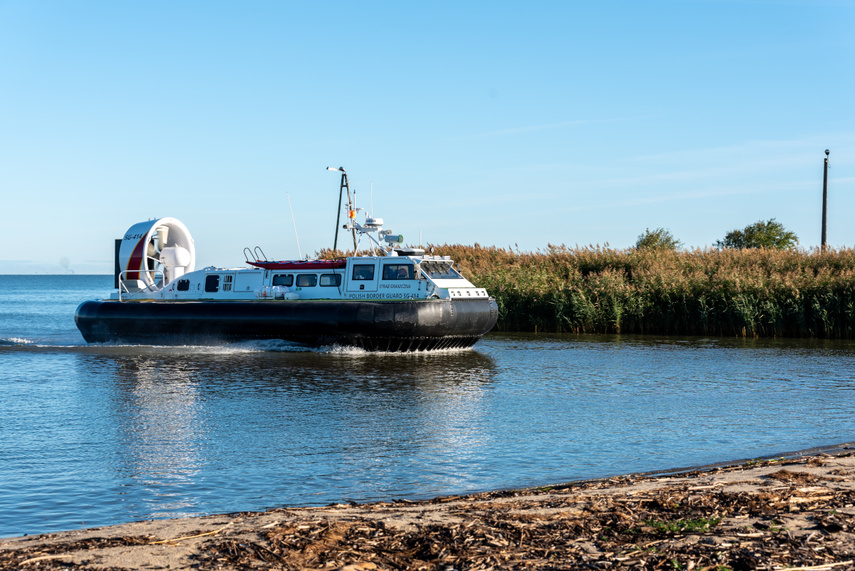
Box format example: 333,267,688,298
117,217,195,293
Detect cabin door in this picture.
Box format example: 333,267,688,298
346,259,379,294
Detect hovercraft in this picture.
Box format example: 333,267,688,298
75,169,498,351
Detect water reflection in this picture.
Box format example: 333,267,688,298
8,333,854,537
113,356,204,519
85,345,496,519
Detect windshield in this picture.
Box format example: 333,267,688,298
420,261,463,280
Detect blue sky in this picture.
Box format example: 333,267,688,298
1,0,853,273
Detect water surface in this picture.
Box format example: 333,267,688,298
1,275,854,537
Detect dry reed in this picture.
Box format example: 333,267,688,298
433,244,855,338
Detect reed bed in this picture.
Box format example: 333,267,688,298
433,244,855,338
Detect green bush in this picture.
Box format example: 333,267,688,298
715,219,798,250
636,228,682,251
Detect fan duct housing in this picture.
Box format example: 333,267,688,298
117,217,195,292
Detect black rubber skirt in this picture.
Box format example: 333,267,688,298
74,298,499,351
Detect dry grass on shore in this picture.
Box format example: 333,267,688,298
4,450,855,570
437,245,855,339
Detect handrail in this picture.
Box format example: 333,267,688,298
117,269,165,302
242,246,268,263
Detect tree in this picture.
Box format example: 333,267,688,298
635,228,682,251
715,219,798,249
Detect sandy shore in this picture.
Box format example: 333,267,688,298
3,446,855,570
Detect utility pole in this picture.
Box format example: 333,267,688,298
821,149,829,252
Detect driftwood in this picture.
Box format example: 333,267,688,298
3,453,855,570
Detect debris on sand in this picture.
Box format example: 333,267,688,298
3,453,855,570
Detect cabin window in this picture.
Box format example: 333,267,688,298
296,274,317,287
320,273,342,287
382,264,414,280
420,262,463,280
352,264,375,280
272,274,293,287
222,274,233,292
205,274,220,292
176,279,190,291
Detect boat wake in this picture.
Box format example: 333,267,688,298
0,337,34,346
119,340,477,356
325,343,475,357
0,336,479,359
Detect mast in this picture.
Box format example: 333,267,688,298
327,166,358,252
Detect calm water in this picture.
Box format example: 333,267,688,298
1,274,855,537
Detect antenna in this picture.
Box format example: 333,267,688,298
286,193,303,260
370,181,374,217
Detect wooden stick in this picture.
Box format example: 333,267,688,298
20,554,74,565
150,524,231,545
781,562,853,571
